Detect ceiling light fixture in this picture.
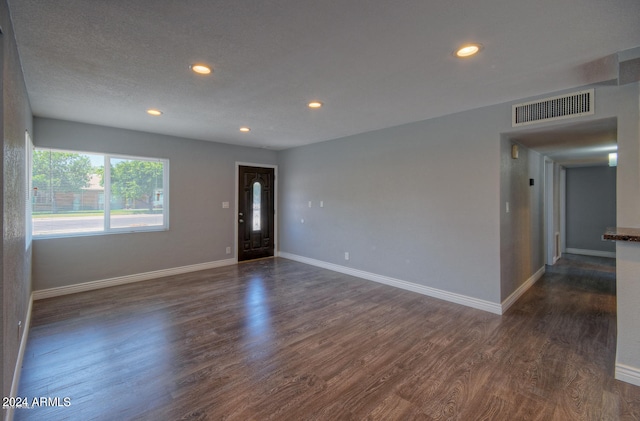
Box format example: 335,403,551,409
455,44,482,58
190,64,212,75
308,101,323,109
146,109,163,116
239,127,251,132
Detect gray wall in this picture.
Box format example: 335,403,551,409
500,141,545,301
1,0,33,401
278,105,505,303
278,82,639,318
32,118,277,290
614,82,640,379
566,166,616,254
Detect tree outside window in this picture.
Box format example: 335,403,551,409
32,148,168,237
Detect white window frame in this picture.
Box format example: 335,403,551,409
25,130,33,250
32,148,170,238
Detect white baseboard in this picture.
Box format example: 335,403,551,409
278,252,502,315
616,363,640,387
33,258,237,300
501,266,545,314
5,294,34,421
565,248,616,258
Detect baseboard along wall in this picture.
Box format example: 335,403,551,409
565,248,616,259
501,266,546,314
5,295,34,421
32,253,546,315
616,363,640,387
16,253,640,397
33,258,238,300
278,252,504,315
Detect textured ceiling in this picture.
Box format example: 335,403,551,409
7,0,640,155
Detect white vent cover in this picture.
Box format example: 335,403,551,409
512,89,594,127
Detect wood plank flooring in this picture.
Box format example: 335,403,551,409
14,255,640,420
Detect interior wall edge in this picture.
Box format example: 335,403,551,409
5,294,33,421
500,265,546,314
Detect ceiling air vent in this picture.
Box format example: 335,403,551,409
512,89,594,127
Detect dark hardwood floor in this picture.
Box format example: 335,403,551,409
14,255,640,420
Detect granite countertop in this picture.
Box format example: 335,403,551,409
602,227,640,242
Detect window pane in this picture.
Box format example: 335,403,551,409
32,148,168,237
109,158,165,230
32,150,105,236
252,181,261,231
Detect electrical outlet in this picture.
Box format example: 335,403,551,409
344,252,350,261
226,246,231,254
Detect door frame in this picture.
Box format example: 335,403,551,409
235,162,278,261
544,158,566,265
544,159,555,265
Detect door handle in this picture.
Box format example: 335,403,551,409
239,219,244,223
239,212,244,216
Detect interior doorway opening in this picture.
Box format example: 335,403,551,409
510,118,618,266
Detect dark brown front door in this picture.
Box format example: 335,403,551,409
238,166,275,261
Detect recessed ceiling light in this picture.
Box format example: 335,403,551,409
455,44,482,58
146,109,163,116
239,127,251,132
308,101,323,108
190,64,212,75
